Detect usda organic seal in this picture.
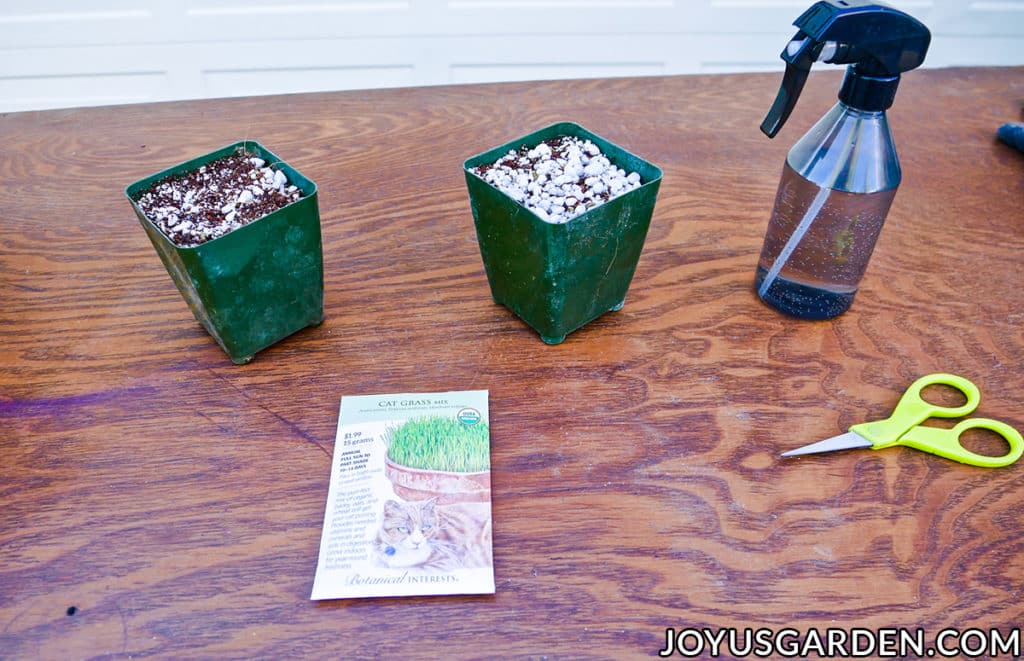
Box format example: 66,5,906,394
457,407,482,425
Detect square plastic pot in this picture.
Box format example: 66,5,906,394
463,122,662,344
125,141,323,364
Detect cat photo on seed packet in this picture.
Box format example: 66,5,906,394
311,390,495,600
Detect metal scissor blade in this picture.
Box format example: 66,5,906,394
781,431,873,457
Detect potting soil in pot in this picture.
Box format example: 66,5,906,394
469,135,642,224
134,150,302,247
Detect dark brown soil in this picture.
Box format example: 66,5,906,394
135,149,301,248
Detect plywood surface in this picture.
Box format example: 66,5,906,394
1,67,1023,659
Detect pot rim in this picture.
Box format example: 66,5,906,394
124,139,318,252
462,120,663,228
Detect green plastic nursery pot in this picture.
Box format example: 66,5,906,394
125,141,323,364
464,122,662,344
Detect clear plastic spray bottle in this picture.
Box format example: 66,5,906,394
755,1,930,319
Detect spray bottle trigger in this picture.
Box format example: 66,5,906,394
760,35,823,138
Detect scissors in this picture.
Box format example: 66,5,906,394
782,373,1023,468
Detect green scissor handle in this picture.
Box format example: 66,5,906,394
851,373,980,445
851,373,1022,467
894,418,1024,467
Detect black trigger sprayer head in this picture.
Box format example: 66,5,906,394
760,0,931,138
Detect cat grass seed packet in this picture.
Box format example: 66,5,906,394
311,390,494,599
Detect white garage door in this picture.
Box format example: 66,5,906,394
0,0,1021,112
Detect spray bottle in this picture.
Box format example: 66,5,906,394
755,0,930,319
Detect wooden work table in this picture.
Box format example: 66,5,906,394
2,67,1022,659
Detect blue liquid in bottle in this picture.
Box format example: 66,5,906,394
755,266,856,320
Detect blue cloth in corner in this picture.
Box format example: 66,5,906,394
997,122,1024,153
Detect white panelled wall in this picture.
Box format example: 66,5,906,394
0,0,1022,112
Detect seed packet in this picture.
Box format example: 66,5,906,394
311,390,494,599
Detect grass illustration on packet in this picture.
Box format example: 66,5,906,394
311,390,494,600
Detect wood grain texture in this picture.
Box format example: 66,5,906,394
1,68,1023,660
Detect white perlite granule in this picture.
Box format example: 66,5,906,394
471,135,642,224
